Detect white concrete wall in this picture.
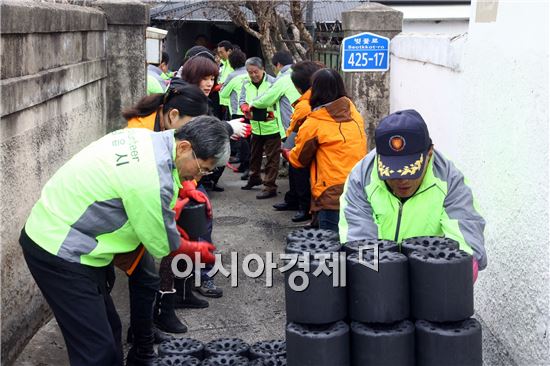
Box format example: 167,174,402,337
396,4,470,33
390,1,549,365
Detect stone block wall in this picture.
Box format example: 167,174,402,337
0,1,147,364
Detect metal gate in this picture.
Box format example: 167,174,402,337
313,20,343,71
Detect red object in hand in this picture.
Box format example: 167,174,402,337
240,103,250,113
226,162,239,172
472,257,479,284
243,124,252,138
212,84,222,92
178,181,212,219
281,148,291,161
170,232,216,264
266,111,275,121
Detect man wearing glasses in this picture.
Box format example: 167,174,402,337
19,116,230,366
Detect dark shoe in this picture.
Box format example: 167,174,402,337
174,277,209,309
153,328,173,344
202,180,214,191
126,346,156,366
127,326,173,345
229,156,240,164
240,170,250,181
241,180,262,190
292,210,312,223
153,291,188,334
196,278,223,298
237,164,248,173
211,184,225,192
273,202,299,211
256,190,277,199
125,319,157,366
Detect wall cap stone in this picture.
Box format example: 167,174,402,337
342,2,403,32
92,0,149,26
0,1,106,34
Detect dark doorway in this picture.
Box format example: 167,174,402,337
152,20,263,70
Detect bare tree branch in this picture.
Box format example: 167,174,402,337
206,0,314,70
290,0,314,58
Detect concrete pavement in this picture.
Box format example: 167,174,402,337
12,166,507,365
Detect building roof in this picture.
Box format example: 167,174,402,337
150,1,469,23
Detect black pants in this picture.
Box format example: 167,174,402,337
285,165,311,211
128,251,159,325
239,137,251,171
199,166,225,186
20,229,123,366
232,115,250,171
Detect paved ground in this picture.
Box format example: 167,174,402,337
15,167,301,365
12,164,513,366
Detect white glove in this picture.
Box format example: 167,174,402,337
227,118,252,140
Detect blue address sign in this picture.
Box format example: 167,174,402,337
341,32,390,72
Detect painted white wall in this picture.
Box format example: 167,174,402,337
396,4,470,33
390,1,549,365
403,19,468,34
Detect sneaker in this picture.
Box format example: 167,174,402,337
241,179,262,190
196,279,223,298
211,184,225,192
256,190,277,199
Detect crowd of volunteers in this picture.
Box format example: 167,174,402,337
21,39,486,365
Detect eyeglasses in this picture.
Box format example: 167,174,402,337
192,149,213,176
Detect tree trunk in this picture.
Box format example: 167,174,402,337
207,0,314,71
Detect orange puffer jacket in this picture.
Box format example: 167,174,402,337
289,96,367,212
286,89,312,136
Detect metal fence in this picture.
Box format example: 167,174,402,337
313,21,343,71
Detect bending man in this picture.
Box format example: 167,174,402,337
20,117,230,365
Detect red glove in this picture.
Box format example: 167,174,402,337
281,148,291,161
266,111,275,121
212,83,222,92
472,257,479,284
240,103,250,113
170,234,216,264
178,180,212,219
244,123,252,138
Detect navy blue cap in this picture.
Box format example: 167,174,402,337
375,109,432,180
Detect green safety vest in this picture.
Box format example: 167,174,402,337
218,59,234,107
219,67,248,116
147,73,165,95
239,73,281,136
339,149,487,269
160,71,175,80
251,64,301,138
25,129,183,267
